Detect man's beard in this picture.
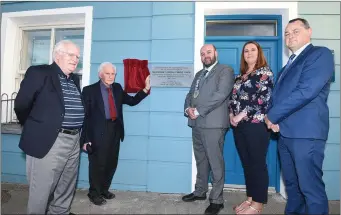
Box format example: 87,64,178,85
202,55,217,68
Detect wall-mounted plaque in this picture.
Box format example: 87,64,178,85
151,66,194,87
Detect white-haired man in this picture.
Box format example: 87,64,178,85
80,62,150,206
15,40,83,214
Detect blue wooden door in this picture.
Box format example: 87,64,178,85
206,39,280,189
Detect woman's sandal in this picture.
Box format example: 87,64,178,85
237,205,262,214
233,200,251,213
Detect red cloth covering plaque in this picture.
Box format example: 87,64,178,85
123,58,150,94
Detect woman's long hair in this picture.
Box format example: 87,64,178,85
240,41,268,75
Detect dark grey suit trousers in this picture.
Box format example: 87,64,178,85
192,127,227,204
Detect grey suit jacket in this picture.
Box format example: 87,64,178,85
184,63,234,129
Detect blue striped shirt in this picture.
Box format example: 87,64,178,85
58,73,84,129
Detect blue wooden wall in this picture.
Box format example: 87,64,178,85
1,1,339,200
1,1,195,194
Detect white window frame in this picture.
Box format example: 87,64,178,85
1,6,93,123
16,25,86,91
1,6,93,95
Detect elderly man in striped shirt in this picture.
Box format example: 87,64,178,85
15,40,84,215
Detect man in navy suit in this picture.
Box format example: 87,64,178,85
265,18,334,214
81,62,150,206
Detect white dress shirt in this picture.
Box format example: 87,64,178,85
291,42,311,63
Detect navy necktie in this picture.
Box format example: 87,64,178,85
287,54,296,66
277,54,296,83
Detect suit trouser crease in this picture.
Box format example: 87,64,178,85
88,120,121,197
26,132,80,215
278,136,328,214
232,123,270,203
192,127,227,204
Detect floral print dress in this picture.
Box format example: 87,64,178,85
229,66,274,124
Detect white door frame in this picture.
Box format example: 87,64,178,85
193,1,298,198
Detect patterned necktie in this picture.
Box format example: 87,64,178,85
199,70,209,88
277,54,296,83
107,87,117,120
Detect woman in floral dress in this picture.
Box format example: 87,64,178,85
229,41,274,214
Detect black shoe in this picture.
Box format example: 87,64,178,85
87,193,107,206
101,191,116,199
182,193,206,202
69,213,76,215
204,203,224,215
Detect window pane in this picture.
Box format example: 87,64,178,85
55,28,84,75
206,20,276,36
20,29,51,70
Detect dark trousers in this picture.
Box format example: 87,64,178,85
88,120,121,197
232,122,270,203
278,136,328,214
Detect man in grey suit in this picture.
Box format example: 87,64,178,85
182,44,234,215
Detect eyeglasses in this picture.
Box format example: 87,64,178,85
59,50,81,60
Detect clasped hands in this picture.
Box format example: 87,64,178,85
186,107,198,120
264,115,280,133
230,111,247,127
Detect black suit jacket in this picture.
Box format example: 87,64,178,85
80,81,148,149
14,62,82,159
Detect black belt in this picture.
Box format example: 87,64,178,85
59,128,80,135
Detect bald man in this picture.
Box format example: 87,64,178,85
183,44,235,215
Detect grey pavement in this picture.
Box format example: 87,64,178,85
1,183,340,214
